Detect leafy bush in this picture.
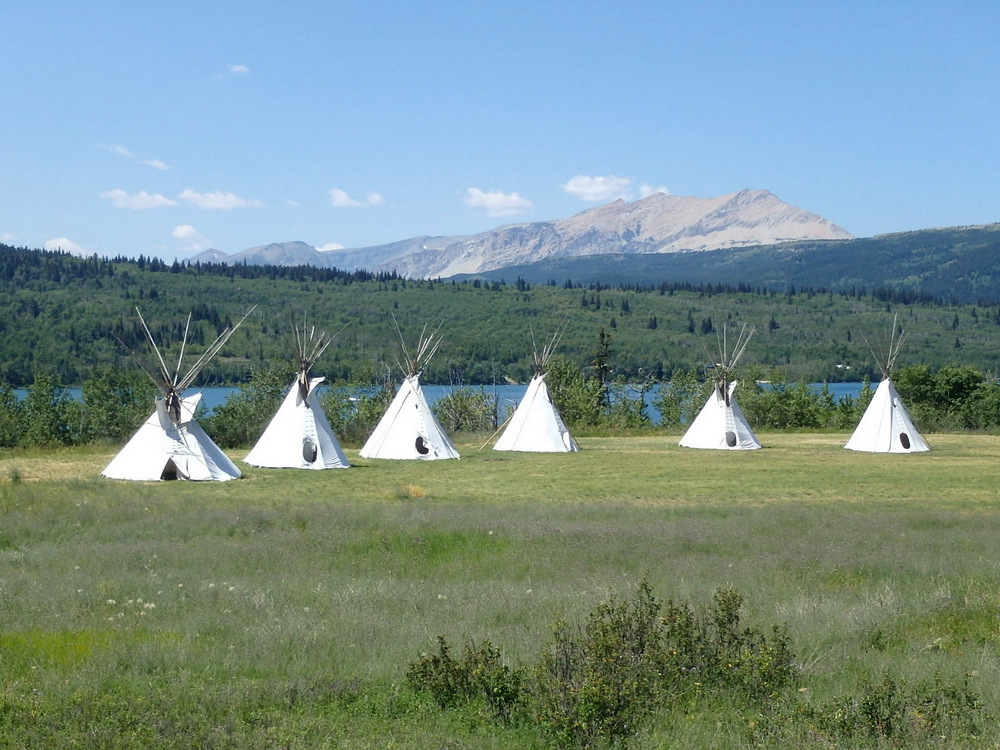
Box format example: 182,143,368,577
432,387,497,432
603,379,652,429
408,581,798,748
659,587,796,704
545,356,606,427
653,368,709,428
203,363,294,448
17,374,81,447
895,364,1000,431
737,370,872,431
321,366,397,446
0,382,19,448
405,636,524,721
534,580,666,747
80,365,156,443
792,673,983,747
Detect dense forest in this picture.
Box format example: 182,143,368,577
2,243,1000,388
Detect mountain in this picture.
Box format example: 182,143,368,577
196,190,850,278
463,224,1000,303
189,248,230,263
193,241,325,267
386,189,852,278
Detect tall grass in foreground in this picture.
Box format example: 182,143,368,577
2,433,1000,746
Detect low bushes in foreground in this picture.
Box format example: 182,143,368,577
406,582,983,749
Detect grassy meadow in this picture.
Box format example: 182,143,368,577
3,432,1000,747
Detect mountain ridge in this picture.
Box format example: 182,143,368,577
193,189,851,277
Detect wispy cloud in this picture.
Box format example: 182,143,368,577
172,225,212,253
179,189,263,210
101,188,177,209
463,187,533,217
317,242,346,252
44,237,88,256
217,63,251,79
562,175,633,202
329,188,383,208
102,143,169,170
1,232,17,244
639,183,670,198
102,144,136,159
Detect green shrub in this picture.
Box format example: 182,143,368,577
0,382,19,448
18,373,80,447
660,588,796,704
80,365,156,443
794,673,983,747
203,363,294,448
406,635,524,721
322,382,396,447
653,368,707,428
409,581,799,748
545,356,606,427
431,387,497,433
534,579,665,747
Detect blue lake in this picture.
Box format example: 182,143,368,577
15,382,866,427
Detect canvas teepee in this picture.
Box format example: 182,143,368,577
244,324,350,469
679,323,761,450
494,325,578,452
102,308,252,481
359,320,459,460
845,318,929,453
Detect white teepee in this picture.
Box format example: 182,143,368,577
244,325,349,469
494,325,578,453
680,323,761,450
103,308,252,481
359,320,459,460
845,318,929,453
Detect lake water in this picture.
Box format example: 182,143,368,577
15,382,866,426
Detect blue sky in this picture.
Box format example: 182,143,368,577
2,1,998,260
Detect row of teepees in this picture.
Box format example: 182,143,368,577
679,317,928,454
102,310,928,482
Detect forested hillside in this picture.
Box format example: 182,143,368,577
466,224,1000,304
2,244,1000,387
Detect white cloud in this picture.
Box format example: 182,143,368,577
179,189,263,210
317,242,346,252
562,175,633,202
1,232,17,244
329,188,383,208
102,144,169,170
101,188,176,209
463,187,533,217
44,237,88,256
172,224,212,253
103,144,136,158
217,64,251,79
639,183,670,198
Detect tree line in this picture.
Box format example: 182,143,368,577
6,243,1000,390
4,347,1000,451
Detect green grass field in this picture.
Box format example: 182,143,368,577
2,433,1000,747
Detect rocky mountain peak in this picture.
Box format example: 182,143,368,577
202,190,852,279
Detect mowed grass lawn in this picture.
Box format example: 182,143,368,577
2,432,1000,747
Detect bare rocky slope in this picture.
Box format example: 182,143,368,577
194,189,852,278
